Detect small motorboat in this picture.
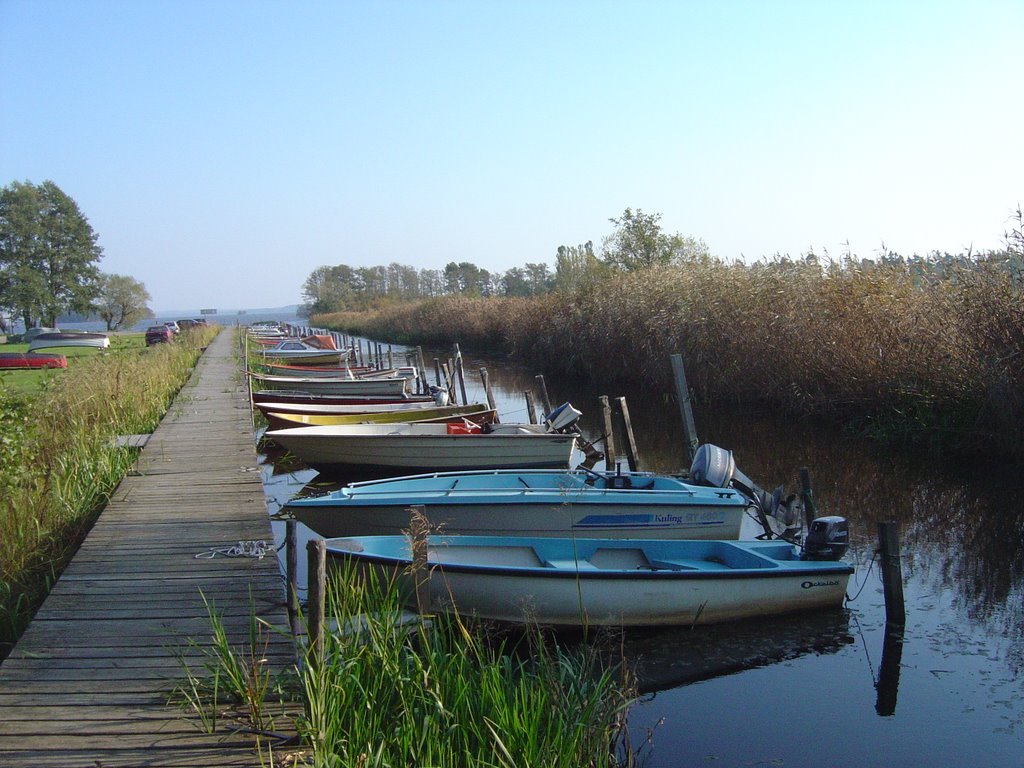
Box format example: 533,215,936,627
258,335,345,365
268,402,584,477
287,467,748,540
324,518,853,627
26,332,109,352
0,352,68,369
262,403,496,431
251,390,436,407
251,373,409,397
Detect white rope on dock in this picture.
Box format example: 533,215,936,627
194,540,275,559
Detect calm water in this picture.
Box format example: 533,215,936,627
257,339,1024,768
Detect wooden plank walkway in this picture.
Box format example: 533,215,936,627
0,330,297,767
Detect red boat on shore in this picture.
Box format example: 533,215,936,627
0,352,68,370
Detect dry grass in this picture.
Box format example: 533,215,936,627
316,255,1024,458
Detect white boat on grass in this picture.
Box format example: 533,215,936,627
27,332,109,352
324,526,854,627
287,468,748,540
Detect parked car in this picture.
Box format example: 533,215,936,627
146,325,173,345
177,319,197,330
163,321,181,334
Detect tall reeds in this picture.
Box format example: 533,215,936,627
0,327,218,657
317,253,1024,458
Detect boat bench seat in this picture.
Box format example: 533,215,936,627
544,558,599,570
647,558,712,571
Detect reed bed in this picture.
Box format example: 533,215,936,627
0,327,218,657
175,559,637,767
317,255,1024,458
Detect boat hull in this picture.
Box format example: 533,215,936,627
268,424,577,476
0,352,67,369
252,390,434,406
289,469,746,540
27,332,109,352
327,535,853,627
263,404,495,431
252,374,408,396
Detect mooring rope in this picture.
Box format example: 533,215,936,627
194,540,275,559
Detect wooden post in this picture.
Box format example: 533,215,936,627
799,468,817,530
669,353,700,464
433,357,442,388
479,367,497,414
875,624,905,716
286,520,299,638
535,375,553,416
306,538,326,661
878,522,906,626
599,395,617,471
409,505,430,615
453,344,468,405
524,391,538,424
442,361,456,402
416,346,428,394
614,397,641,472
387,344,393,370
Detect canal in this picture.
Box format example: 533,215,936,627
257,340,1024,767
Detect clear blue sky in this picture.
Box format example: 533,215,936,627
2,1,1021,312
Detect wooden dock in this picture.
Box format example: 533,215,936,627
0,330,296,767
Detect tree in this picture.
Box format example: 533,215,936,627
555,240,606,292
600,208,709,272
95,273,153,330
0,180,103,327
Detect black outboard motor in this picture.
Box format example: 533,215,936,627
803,516,849,561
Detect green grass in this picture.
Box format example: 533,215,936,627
0,326,219,658
174,560,638,767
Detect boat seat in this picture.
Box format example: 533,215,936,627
588,548,652,570
544,558,599,570
647,559,704,571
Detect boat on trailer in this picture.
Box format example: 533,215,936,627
324,519,853,627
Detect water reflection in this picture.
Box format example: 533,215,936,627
255,337,1024,767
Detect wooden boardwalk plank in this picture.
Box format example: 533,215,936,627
0,330,296,768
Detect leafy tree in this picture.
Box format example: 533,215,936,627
555,240,606,292
95,273,153,330
0,180,103,327
443,261,491,296
600,208,709,272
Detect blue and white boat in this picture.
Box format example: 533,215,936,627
286,468,749,540
324,524,854,627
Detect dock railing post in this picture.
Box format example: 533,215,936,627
286,519,299,639
878,522,906,626
599,395,617,471
614,396,641,472
669,353,700,464
306,538,326,662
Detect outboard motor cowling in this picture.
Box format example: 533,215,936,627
544,402,582,433
429,385,450,406
803,516,849,561
690,444,736,487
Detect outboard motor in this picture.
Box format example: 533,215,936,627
429,385,450,406
690,444,799,529
544,402,583,434
803,516,849,561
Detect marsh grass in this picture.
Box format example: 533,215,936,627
176,559,638,766
292,560,636,767
0,326,218,658
319,253,1024,458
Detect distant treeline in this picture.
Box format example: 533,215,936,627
315,247,1024,461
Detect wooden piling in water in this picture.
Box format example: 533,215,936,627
599,395,617,471
799,467,817,530
525,391,538,424
307,538,327,661
416,346,428,394
535,375,553,415
479,367,497,416
669,353,700,464
878,522,906,626
615,396,641,472
453,344,468,405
